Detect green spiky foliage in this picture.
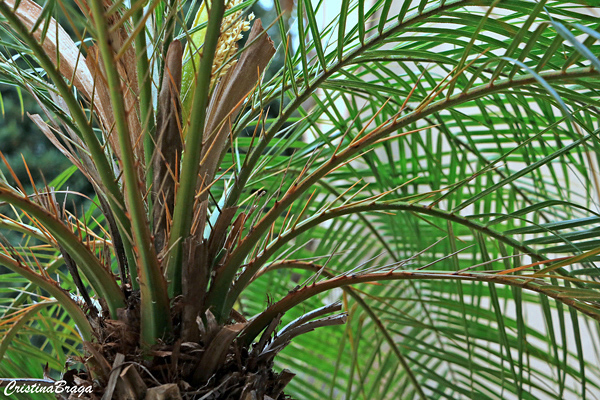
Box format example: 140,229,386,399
0,0,600,398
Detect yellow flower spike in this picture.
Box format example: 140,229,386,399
181,0,253,132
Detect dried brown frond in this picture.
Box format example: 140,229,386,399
153,40,183,257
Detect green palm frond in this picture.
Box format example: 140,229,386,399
0,0,598,399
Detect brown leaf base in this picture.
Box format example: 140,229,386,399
60,292,294,400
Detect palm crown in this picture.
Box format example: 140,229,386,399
0,0,600,399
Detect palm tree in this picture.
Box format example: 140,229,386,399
0,0,600,398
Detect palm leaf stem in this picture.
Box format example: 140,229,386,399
132,4,157,209
87,0,171,346
258,260,429,399
0,253,91,341
0,301,60,362
223,200,587,320
166,0,226,297
0,1,133,253
240,268,599,346
224,0,477,210
0,187,125,316
5,258,63,314
0,219,52,244
210,67,598,321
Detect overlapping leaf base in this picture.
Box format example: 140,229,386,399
62,293,294,400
